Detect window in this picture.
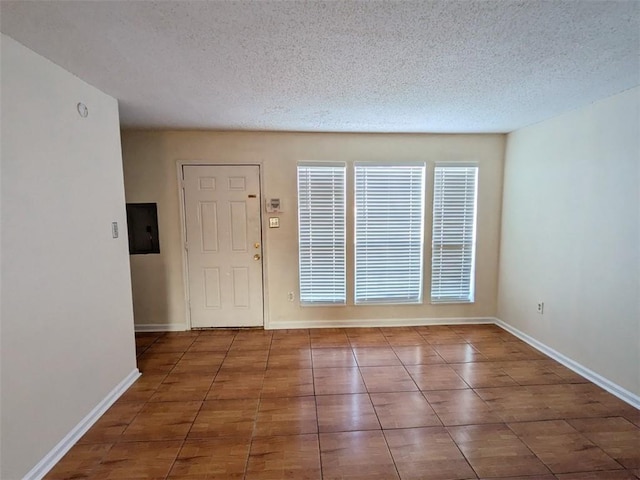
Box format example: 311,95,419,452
297,163,346,304
430,164,478,303
354,163,426,304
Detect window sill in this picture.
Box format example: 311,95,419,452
430,300,475,305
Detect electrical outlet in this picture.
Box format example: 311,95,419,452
288,292,294,302
536,302,544,314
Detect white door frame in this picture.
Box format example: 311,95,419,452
176,161,270,330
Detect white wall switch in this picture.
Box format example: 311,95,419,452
111,221,119,238
269,217,280,228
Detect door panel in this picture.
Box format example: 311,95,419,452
232,267,250,307
200,202,219,252
203,268,221,308
229,201,248,251
183,165,263,327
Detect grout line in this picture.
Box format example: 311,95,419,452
444,425,482,480
308,330,325,480
142,331,199,480
68,326,639,480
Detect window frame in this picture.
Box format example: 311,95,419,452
353,161,427,305
296,162,347,306
429,162,479,304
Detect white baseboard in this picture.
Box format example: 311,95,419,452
133,316,639,408
23,368,141,480
134,323,187,332
268,316,494,330
24,317,638,480
495,318,640,410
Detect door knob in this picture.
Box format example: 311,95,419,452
253,254,261,260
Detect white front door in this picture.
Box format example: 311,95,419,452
182,165,263,328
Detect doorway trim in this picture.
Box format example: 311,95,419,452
175,160,270,330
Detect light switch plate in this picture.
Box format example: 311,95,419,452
269,217,280,228
112,221,119,238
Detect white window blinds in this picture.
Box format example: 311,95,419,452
430,164,478,303
297,164,346,304
355,163,426,304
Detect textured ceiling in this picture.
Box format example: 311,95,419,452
1,0,639,133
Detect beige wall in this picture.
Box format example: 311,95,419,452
499,86,640,396
121,131,505,329
1,35,137,478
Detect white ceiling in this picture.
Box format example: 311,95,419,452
1,0,639,133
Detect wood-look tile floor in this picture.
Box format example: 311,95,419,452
46,325,640,480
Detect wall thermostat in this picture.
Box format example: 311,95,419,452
265,198,282,213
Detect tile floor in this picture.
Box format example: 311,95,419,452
46,325,640,479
